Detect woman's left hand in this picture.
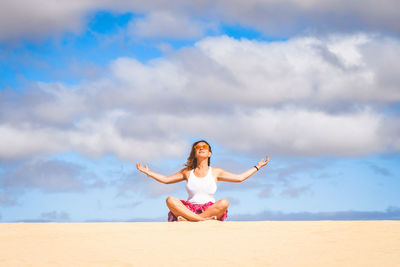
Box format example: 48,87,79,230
256,155,269,170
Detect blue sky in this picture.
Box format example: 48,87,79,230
0,0,400,222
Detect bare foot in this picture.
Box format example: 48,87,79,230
177,215,216,222
177,216,188,222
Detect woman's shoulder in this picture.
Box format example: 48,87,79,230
211,167,223,175
180,167,192,178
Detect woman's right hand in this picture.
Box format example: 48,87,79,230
136,162,149,175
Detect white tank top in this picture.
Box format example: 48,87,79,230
186,167,217,204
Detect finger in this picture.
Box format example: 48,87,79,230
264,156,269,165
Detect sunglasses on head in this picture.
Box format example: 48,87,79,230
194,144,209,151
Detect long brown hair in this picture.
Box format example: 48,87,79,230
184,140,212,169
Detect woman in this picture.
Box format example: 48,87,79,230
136,140,269,222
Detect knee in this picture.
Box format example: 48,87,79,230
218,198,229,209
166,196,177,206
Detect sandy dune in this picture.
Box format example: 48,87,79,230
0,221,399,266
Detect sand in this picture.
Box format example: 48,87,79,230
0,221,399,266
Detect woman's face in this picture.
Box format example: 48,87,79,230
194,142,211,159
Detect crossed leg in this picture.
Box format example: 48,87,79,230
166,196,229,222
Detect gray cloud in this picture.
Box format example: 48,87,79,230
77,206,400,222
115,170,183,199
211,0,400,36
1,0,400,42
227,197,240,206
230,206,400,221
0,158,103,193
221,159,322,198
0,0,93,42
0,191,18,206
116,201,142,209
268,161,325,184
258,186,274,198
40,210,70,221
128,11,212,39
367,163,392,177
281,185,311,198
84,216,166,222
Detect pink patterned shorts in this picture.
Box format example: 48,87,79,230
168,200,228,222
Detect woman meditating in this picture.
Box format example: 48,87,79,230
136,140,269,222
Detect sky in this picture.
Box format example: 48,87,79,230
0,0,400,222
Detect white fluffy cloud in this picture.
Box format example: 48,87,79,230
167,108,385,156
105,34,400,108
0,34,399,160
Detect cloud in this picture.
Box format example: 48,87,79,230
80,206,400,222
116,201,141,209
0,0,94,41
157,108,386,157
258,186,273,198
104,34,400,109
115,170,182,198
197,34,400,104
281,185,311,198
268,161,325,184
0,158,103,193
129,11,209,39
0,82,86,132
258,163,319,199
230,206,400,221
367,163,392,177
0,34,400,161
0,107,188,161
84,216,166,222
40,210,70,221
210,0,400,36
0,191,18,206
1,0,400,41
226,197,240,206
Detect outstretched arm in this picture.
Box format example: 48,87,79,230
216,155,269,183
136,162,186,184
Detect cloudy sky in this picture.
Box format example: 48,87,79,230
1,0,399,222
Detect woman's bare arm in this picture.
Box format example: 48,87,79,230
136,162,186,184
216,155,269,183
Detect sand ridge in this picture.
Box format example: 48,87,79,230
0,221,399,266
